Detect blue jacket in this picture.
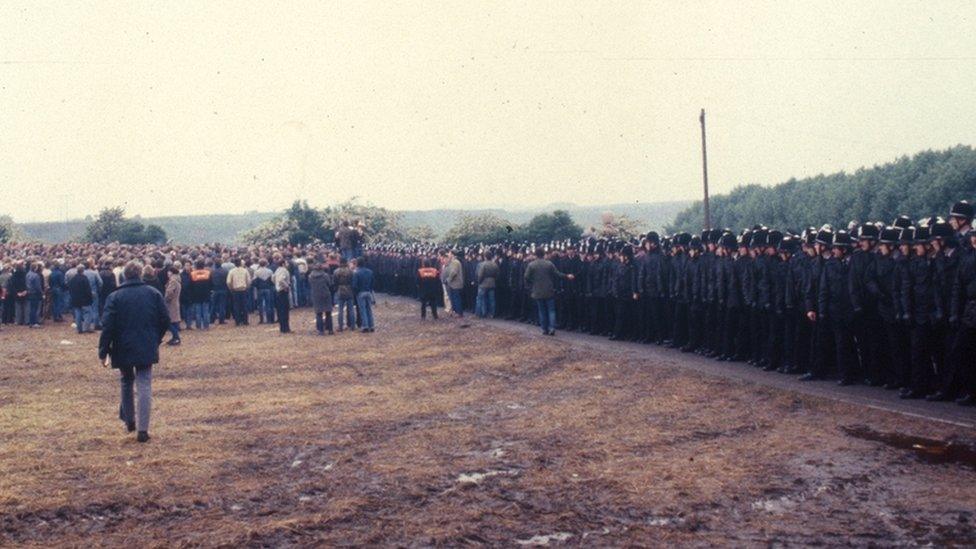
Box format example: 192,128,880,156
352,267,374,293
98,280,171,368
26,271,44,298
49,268,65,291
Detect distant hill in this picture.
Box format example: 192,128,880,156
18,201,690,244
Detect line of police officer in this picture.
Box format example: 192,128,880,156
366,201,976,406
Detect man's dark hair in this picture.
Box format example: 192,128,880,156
534,249,545,258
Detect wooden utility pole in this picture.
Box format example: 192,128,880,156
699,108,711,231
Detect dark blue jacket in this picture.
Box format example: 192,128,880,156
98,280,171,367
49,268,66,291
352,267,374,293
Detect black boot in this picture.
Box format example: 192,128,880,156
137,431,150,443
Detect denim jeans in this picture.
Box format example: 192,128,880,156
73,307,89,333
231,291,248,325
168,322,181,340
211,290,228,323
357,292,374,330
192,302,211,330
476,288,496,318
536,298,557,334
337,296,355,330
258,289,275,323
119,365,152,432
51,288,65,320
27,296,42,325
448,288,463,316
91,293,101,328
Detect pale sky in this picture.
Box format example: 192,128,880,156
2,1,975,222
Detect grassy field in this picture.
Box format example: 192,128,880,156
1,298,975,546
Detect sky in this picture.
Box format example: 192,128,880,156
2,1,975,222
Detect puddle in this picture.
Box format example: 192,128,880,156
843,425,976,470
455,469,520,484
515,532,572,545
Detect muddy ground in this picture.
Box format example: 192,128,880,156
1,298,975,547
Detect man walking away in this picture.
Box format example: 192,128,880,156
98,261,171,443
524,248,574,335
273,255,292,333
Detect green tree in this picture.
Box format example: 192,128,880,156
320,198,407,243
442,213,514,247
667,146,976,234
516,210,582,242
83,207,168,244
404,224,438,243
598,211,643,240
284,200,330,245
0,216,24,243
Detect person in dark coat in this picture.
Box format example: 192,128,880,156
947,229,976,406
98,262,118,319
308,262,335,335
818,230,859,385
609,245,639,341
98,261,171,443
418,258,441,320
901,225,940,399
68,264,94,333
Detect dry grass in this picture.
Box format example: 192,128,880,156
1,297,975,546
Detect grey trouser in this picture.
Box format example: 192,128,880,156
119,365,152,432
14,300,27,325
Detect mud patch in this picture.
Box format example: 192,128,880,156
843,425,976,470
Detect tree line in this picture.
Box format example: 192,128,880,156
668,145,976,234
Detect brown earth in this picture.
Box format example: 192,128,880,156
1,298,975,547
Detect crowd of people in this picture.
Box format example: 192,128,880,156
0,221,378,341
367,200,976,407
4,203,976,442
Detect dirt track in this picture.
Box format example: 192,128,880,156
2,298,976,546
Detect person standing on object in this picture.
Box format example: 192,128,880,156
524,248,574,335
273,255,292,333
98,260,171,443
